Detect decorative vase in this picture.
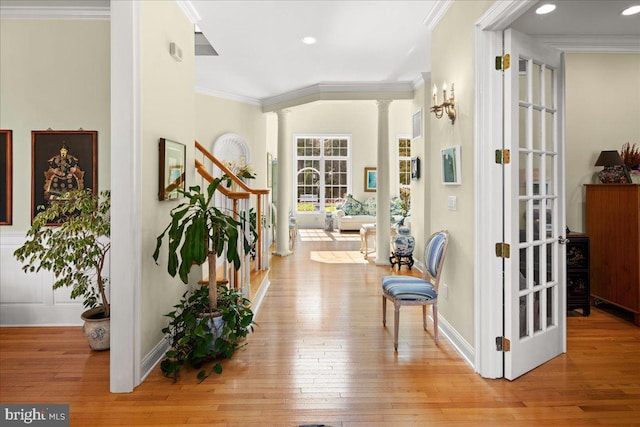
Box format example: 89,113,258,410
393,226,415,257
81,307,110,351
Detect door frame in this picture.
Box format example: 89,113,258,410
473,0,537,379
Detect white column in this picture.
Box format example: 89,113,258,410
376,100,392,265
274,109,292,256
110,0,141,392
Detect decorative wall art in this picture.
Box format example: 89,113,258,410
0,130,12,225
31,130,98,223
411,156,421,181
159,138,186,201
412,109,422,139
441,145,461,185
364,167,377,192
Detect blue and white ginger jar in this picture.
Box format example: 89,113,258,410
393,226,415,256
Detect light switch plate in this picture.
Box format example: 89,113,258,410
448,196,457,210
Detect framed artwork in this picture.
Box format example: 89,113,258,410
0,130,12,225
364,167,377,192
411,156,420,181
267,152,273,188
159,138,186,201
412,109,422,139
31,130,98,223
441,145,461,185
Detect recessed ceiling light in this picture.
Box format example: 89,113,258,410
622,5,640,15
535,4,556,15
302,36,317,45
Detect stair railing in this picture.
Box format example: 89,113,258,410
194,141,270,297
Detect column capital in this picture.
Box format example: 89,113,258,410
376,99,393,110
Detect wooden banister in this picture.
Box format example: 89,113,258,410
194,141,270,279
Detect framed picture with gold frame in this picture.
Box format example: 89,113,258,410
0,129,12,225
159,138,186,201
31,130,98,224
364,167,377,192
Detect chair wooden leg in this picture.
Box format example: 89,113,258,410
382,295,387,327
433,303,439,345
422,305,427,330
394,301,400,351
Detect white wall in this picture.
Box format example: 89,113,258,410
565,53,640,232
431,0,493,346
0,19,111,325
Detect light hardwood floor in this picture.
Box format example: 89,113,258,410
2,229,640,426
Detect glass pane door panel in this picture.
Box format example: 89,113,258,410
519,107,528,149
519,152,528,196
546,286,555,327
534,290,542,332
545,68,554,109
532,63,542,106
520,295,529,338
533,109,542,151
519,59,528,102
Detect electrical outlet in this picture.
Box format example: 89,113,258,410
447,196,457,210
440,283,449,298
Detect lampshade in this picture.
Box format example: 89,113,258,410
594,150,623,167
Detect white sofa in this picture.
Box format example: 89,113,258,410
335,211,375,231
334,195,408,232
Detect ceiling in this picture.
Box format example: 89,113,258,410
1,0,639,105
191,1,439,104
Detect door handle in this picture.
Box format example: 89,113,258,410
558,236,570,245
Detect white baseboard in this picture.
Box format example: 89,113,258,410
437,312,475,369
140,336,170,383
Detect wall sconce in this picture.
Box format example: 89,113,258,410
431,83,456,124
594,150,631,183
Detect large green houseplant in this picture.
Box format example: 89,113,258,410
153,176,255,380
14,189,111,350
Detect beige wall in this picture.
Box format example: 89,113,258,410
139,1,195,356
410,80,429,255
431,0,493,345
565,53,640,232
0,19,111,231
0,19,110,326
195,94,268,190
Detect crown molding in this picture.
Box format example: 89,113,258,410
413,72,431,89
0,2,109,19
174,0,200,24
195,86,262,106
534,35,640,53
423,0,453,31
260,81,415,112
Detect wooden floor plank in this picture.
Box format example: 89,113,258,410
2,229,640,426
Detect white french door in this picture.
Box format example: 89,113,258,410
503,28,567,380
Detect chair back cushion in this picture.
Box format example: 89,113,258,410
424,231,448,279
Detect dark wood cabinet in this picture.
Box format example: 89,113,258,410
585,184,640,326
566,232,590,315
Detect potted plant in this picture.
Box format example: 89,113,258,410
14,189,111,350
160,283,254,381
153,176,255,380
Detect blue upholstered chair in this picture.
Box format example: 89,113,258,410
382,230,449,351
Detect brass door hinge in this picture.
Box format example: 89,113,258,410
495,149,511,164
495,53,511,70
496,336,511,352
495,243,511,258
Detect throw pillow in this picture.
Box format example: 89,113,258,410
363,197,377,216
341,194,363,215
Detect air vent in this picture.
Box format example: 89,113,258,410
195,32,218,56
